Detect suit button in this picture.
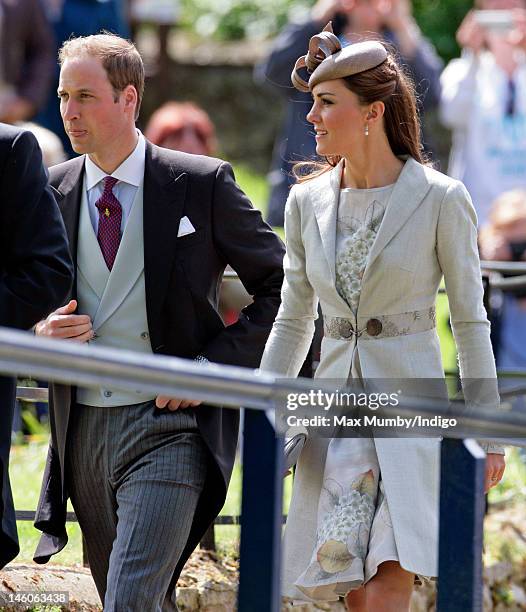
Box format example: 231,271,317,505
366,319,383,337
141,332,149,339
339,320,354,339
104,390,113,398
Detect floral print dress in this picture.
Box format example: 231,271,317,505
293,185,405,600
334,185,392,315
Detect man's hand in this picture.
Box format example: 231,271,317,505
508,9,526,50
485,453,506,493
35,299,94,342
155,396,202,411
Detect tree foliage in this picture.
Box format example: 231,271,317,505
179,0,473,63
412,0,473,63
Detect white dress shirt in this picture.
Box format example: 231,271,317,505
84,130,146,234
440,51,526,226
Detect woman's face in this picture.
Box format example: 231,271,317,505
307,79,369,158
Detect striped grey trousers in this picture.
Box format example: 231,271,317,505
65,400,207,611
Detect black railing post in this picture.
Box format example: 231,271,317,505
238,407,283,612
437,438,486,612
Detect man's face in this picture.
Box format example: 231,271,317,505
58,54,129,156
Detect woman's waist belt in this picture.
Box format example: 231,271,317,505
324,306,436,340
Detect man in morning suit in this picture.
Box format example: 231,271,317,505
32,34,284,610
0,123,73,568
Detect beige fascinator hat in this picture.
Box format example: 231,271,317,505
291,22,388,92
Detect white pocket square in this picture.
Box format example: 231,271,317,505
177,216,195,238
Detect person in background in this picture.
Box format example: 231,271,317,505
18,122,66,167
0,0,55,123
440,0,526,227
145,101,217,156
255,0,443,226
0,123,73,569
479,189,526,367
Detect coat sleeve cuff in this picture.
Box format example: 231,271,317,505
478,441,505,455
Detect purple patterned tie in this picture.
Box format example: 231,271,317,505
95,176,122,270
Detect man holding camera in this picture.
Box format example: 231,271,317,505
440,0,526,226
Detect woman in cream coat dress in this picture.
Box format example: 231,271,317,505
260,26,506,611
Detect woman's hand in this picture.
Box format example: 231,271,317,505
485,453,506,492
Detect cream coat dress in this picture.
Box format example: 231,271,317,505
259,157,501,601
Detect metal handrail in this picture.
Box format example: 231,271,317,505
16,386,49,402
489,274,526,291
480,260,526,274
3,327,526,439
229,263,526,292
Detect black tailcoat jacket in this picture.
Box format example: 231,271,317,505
33,141,285,582
0,124,73,569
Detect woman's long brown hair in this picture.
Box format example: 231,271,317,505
293,51,428,183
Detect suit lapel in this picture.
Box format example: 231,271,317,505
143,142,188,350
309,161,343,282
363,157,431,280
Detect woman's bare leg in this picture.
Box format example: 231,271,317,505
344,585,366,611
364,560,414,612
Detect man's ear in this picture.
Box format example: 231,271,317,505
123,85,138,114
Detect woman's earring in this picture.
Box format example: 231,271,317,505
364,123,369,137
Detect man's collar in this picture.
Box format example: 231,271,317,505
84,130,146,191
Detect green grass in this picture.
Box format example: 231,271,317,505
231,162,285,240
10,439,83,565
231,163,269,219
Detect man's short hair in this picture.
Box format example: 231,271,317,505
59,33,145,120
